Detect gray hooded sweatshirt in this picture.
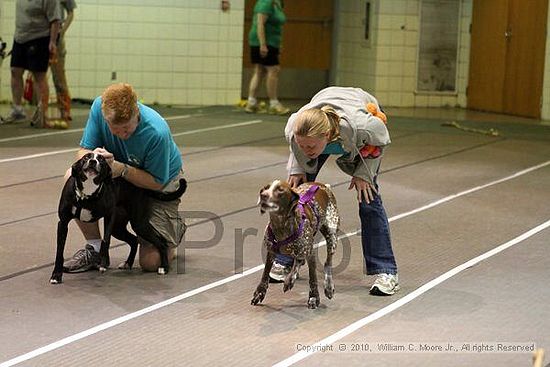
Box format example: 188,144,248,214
285,87,390,185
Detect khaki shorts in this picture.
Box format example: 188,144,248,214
147,196,186,248
146,171,186,248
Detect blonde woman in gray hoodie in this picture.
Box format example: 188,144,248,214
270,86,399,296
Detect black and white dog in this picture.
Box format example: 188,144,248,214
50,152,186,284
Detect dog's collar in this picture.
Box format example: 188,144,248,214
267,185,320,252
75,181,104,201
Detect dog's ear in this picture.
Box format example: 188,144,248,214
257,188,264,206
289,188,300,209
258,184,270,214
95,160,112,185
71,159,86,183
258,188,265,214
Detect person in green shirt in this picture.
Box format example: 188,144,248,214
245,0,290,115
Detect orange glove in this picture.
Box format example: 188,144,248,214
360,102,387,159
366,102,387,124
359,144,381,158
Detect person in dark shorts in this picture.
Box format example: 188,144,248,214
0,0,61,128
245,0,290,115
50,0,77,123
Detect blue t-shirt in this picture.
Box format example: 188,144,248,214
80,97,182,186
322,141,346,155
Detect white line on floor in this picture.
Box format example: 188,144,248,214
1,159,548,367
165,114,195,121
171,119,262,137
273,218,550,367
0,114,193,144
0,128,85,143
0,148,80,163
0,119,262,164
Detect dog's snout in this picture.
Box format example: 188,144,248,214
260,190,269,200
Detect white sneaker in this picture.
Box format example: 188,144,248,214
269,261,290,282
63,244,100,273
370,273,400,296
1,107,26,124
268,102,290,115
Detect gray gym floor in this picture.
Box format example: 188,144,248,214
0,104,549,367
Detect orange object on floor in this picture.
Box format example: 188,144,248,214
23,74,33,102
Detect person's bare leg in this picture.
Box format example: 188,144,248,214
76,221,102,239
265,64,280,101
266,65,289,114
3,67,27,122
246,64,265,112
10,67,24,106
32,71,50,127
248,64,265,100
51,38,71,120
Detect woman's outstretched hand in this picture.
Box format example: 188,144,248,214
288,174,306,188
348,177,378,203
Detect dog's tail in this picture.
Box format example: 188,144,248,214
147,178,187,201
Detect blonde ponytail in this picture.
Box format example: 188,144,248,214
293,105,340,141
320,105,340,141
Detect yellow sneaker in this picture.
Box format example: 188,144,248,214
268,103,290,115
244,103,258,113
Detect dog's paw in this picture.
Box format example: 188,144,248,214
283,279,295,293
117,261,132,270
324,286,335,299
307,297,320,309
324,275,335,299
50,273,63,284
157,267,166,275
251,291,265,305
99,257,110,271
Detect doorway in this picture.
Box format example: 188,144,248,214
241,0,334,100
468,0,548,118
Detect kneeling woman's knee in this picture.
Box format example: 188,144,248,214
139,243,176,272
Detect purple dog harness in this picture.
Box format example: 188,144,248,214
267,185,321,253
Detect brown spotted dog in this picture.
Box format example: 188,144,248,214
252,180,340,309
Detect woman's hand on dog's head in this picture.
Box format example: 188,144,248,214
288,174,306,188
91,148,124,177
93,147,114,164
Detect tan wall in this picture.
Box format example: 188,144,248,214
2,0,549,116
541,0,550,120
333,0,473,108
0,0,245,106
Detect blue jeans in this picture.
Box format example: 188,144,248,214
276,154,398,274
